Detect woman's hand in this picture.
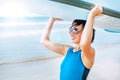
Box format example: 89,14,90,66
90,5,103,17
50,17,62,21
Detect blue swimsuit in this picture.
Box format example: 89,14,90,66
60,47,90,80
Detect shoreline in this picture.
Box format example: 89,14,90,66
0,55,63,66
1,43,120,66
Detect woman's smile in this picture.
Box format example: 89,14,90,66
71,36,76,40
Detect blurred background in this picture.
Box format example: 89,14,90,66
0,0,120,80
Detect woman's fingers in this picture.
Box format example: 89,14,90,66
90,5,103,16
50,17,62,21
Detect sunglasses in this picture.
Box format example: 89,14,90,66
69,27,82,34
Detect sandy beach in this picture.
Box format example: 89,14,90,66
88,43,120,80
0,43,120,80
0,56,62,80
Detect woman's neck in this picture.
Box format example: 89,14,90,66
73,44,80,52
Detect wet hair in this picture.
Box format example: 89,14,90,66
71,19,95,43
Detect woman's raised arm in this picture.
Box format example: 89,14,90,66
40,17,70,55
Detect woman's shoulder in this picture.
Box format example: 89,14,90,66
64,45,73,55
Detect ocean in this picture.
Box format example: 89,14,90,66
0,17,120,64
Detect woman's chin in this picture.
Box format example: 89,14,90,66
71,40,79,44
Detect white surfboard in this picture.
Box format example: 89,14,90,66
14,0,120,32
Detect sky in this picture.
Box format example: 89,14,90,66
0,0,119,18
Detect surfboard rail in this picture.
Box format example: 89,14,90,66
50,0,120,19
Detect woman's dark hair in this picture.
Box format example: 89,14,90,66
71,19,95,43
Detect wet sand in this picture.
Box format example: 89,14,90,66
0,44,120,80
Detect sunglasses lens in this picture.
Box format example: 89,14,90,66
73,28,78,34
69,27,78,34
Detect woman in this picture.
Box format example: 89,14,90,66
40,5,102,80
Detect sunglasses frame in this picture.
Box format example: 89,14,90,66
69,26,82,34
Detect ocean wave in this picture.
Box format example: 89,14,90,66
0,28,68,38
0,21,71,27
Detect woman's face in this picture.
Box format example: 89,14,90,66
69,24,83,44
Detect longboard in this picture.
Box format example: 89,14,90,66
19,0,120,32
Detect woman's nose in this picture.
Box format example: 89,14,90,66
70,31,75,36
